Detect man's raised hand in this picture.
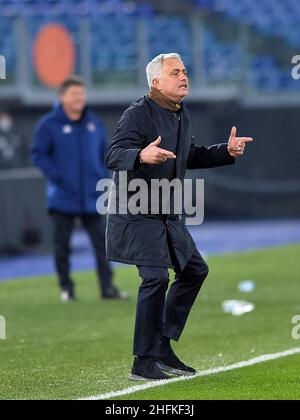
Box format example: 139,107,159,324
228,127,254,158
139,136,176,165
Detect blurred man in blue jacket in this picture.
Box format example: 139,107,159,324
32,75,128,302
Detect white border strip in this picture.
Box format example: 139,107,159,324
80,347,300,400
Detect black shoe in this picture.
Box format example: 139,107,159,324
129,357,172,381
157,349,196,376
102,286,129,300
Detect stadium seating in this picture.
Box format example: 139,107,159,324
0,0,151,17
90,14,138,73
0,1,298,91
0,17,16,76
193,0,300,48
202,30,241,83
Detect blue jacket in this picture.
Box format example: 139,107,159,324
32,104,109,214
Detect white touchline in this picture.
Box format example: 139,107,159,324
79,347,300,400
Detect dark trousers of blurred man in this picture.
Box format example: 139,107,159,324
32,76,128,302
50,211,116,301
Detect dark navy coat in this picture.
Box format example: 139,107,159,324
32,104,109,214
105,96,235,270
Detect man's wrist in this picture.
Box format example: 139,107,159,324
139,150,144,164
227,146,236,158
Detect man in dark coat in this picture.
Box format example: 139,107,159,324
32,75,128,302
105,54,253,380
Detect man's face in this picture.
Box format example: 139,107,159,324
0,112,13,132
153,58,189,102
60,85,87,115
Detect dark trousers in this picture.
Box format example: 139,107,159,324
134,249,209,358
50,212,113,295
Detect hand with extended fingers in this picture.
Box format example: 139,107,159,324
227,127,254,158
139,136,176,165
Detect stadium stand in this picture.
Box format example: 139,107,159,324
0,16,17,79
0,0,298,91
193,0,300,47
192,0,300,90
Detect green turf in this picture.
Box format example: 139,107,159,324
116,354,300,400
0,245,299,400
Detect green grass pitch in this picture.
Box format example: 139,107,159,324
0,245,299,400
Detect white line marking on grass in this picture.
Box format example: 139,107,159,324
80,347,300,400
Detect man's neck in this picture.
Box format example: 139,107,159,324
62,106,83,121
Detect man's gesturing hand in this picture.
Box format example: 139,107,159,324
228,127,254,158
139,136,176,165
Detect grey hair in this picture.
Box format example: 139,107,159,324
146,53,183,89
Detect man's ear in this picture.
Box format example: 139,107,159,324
152,79,160,90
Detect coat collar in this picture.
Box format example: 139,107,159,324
148,88,183,112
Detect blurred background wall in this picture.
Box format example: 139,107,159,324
0,0,300,253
